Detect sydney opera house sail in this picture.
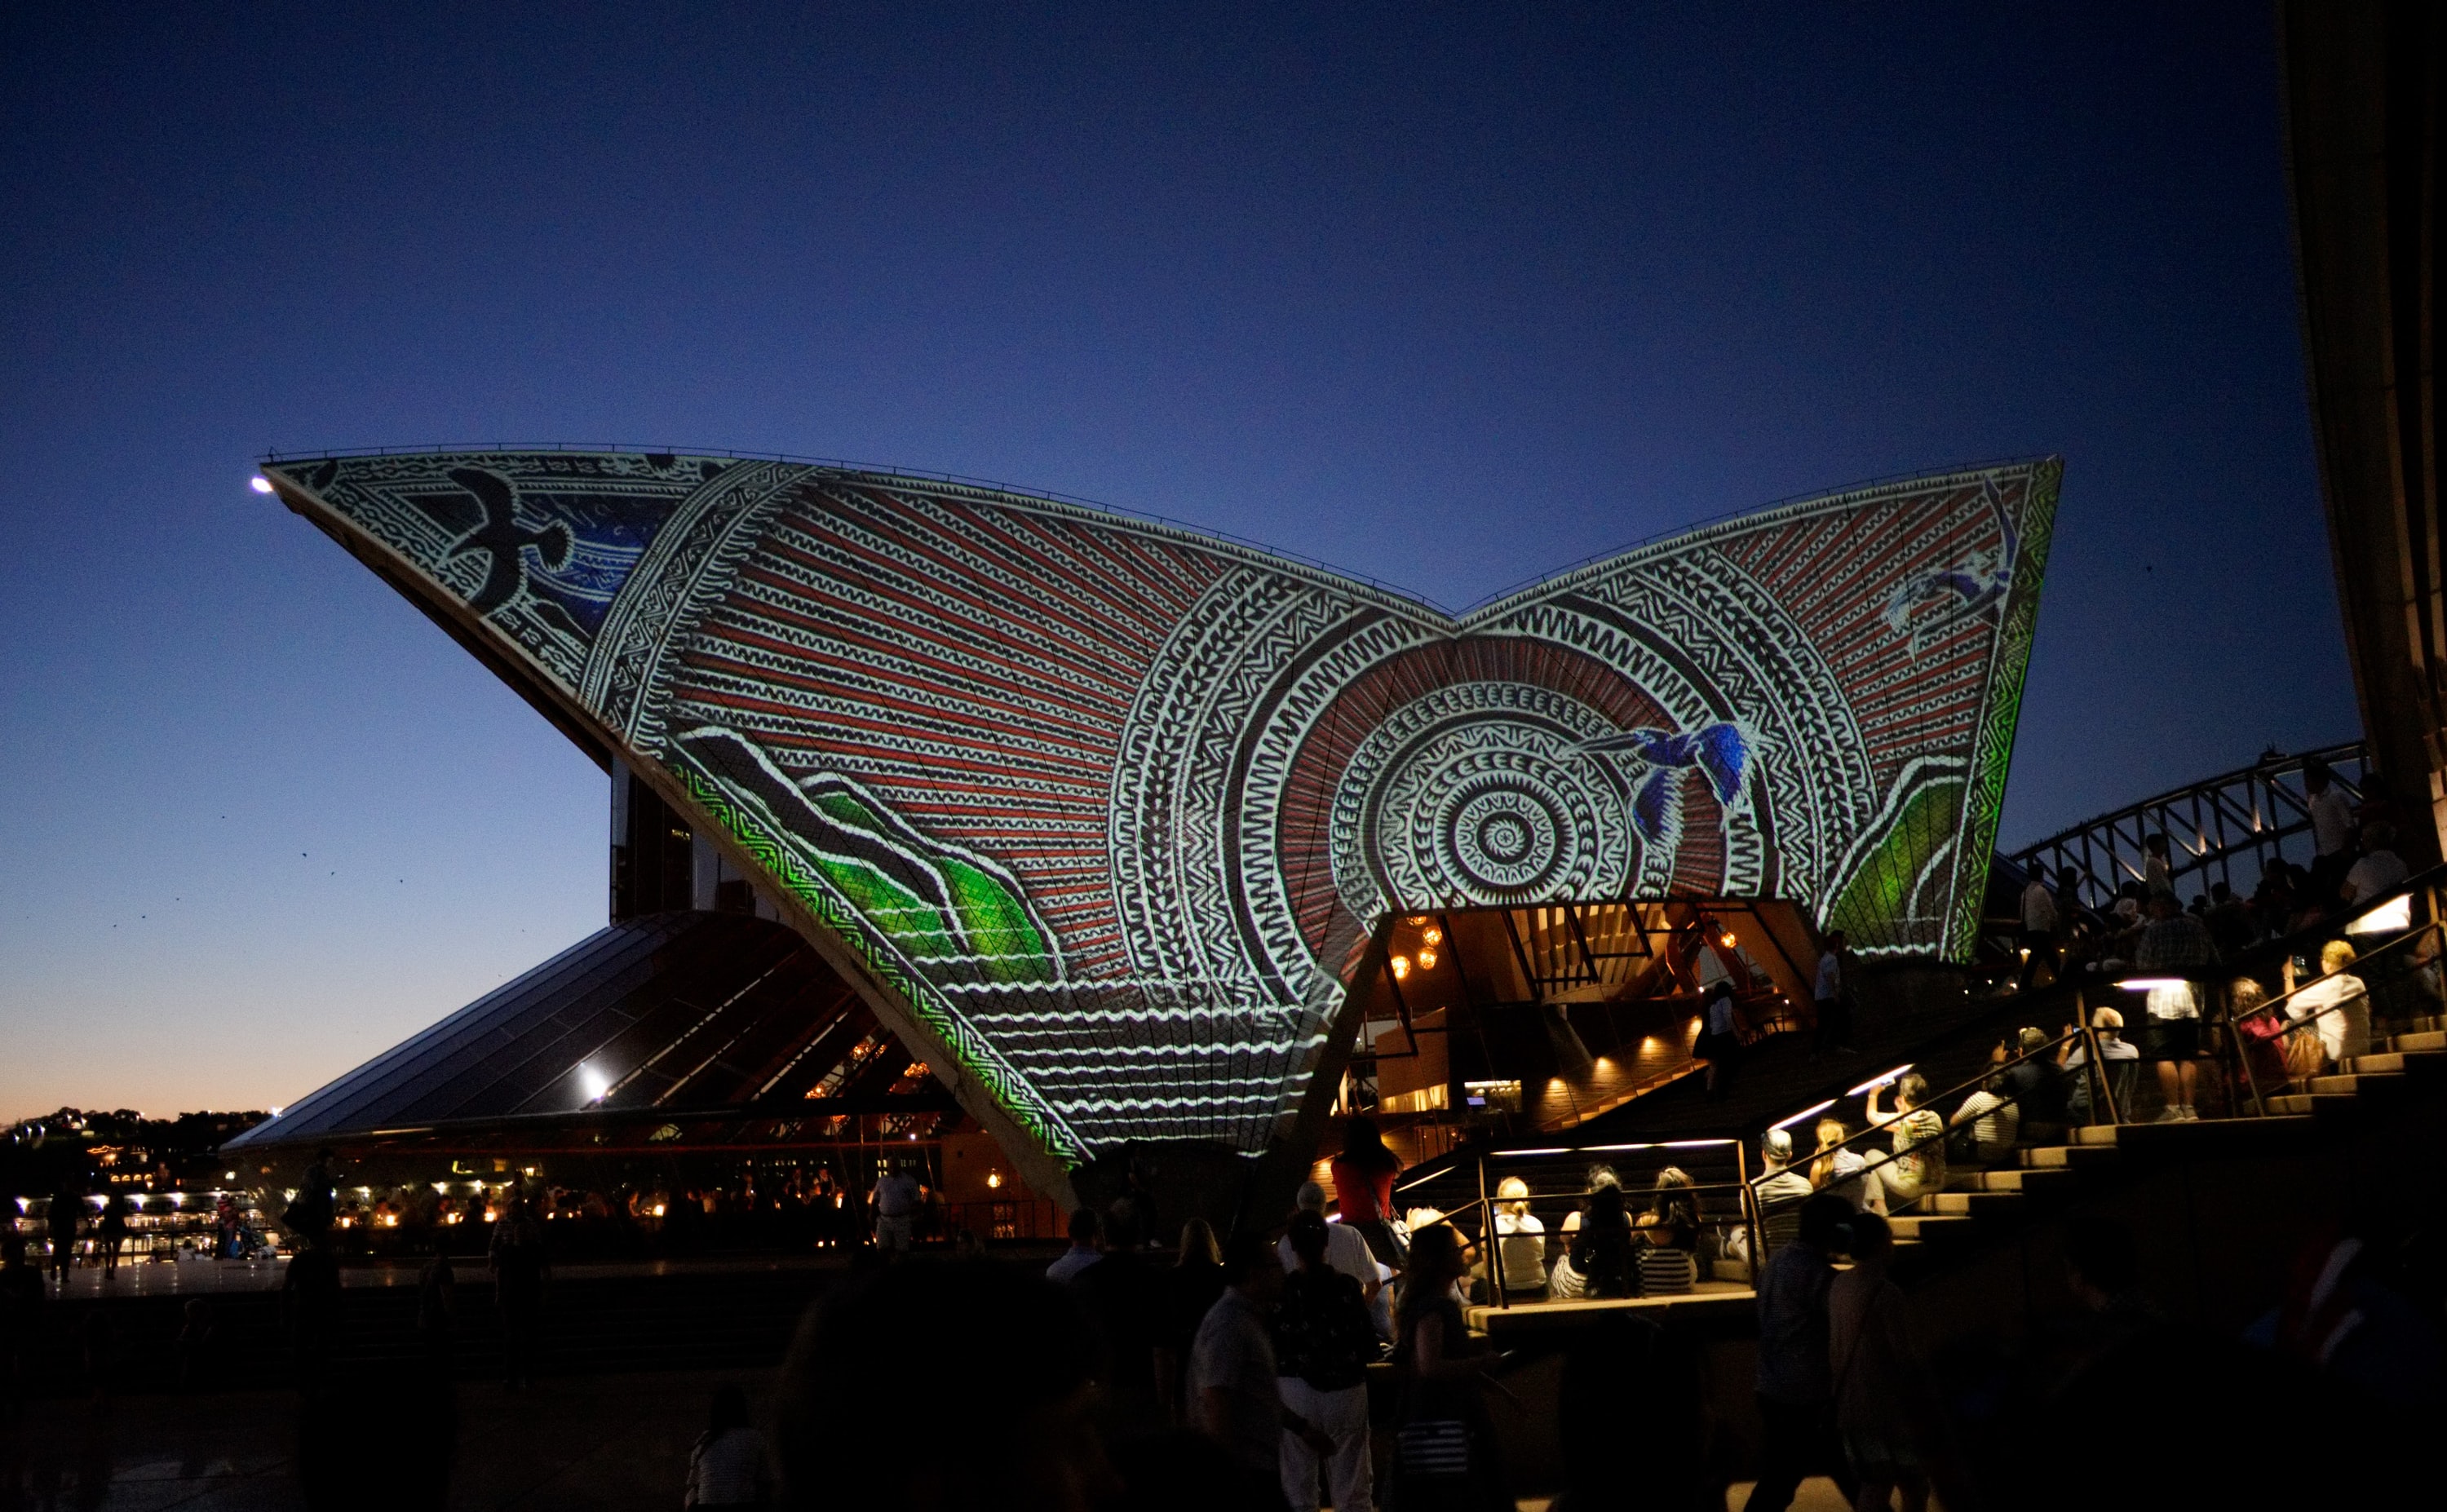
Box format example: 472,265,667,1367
263,450,2059,1172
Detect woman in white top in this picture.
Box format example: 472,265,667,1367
1490,1176,1547,1297
686,1384,776,1510
2289,939,2372,1068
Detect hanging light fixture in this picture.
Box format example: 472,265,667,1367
1390,955,1412,979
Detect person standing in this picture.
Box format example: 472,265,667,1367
1330,1118,1405,1270
46,1181,82,1288
97,1191,129,1280
1746,1195,1859,1512
1387,1224,1507,1511
2304,758,2356,905
281,1222,343,1395
2019,864,2061,989
1700,979,1744,1099
1813,930,1856,1055
1273,1211,1377,1512
1191,1233,1333,1508
2135,892,2217,1121
1069,1200,1169,1445
870,1162,923,1258
489,1183,547,1390
1829,1213,1939,1512
1,1231,44,1420
1157,1218,1225,1426
417,1251,458,1378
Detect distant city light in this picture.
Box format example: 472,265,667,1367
249,476,273,493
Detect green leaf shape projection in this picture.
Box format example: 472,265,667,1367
1824,774,1966,946
799,782,1055,983
675,726,1059,986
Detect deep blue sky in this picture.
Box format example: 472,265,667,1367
0,3,2353,1119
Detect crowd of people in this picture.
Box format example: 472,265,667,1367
2015,759,2418,999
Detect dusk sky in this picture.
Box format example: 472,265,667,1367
0,3,2354,1121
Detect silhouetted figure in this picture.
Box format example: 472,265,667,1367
282,1227,343,1394
1388,1224,1507,1511
417,1252,457,1376
1069,1200,1170,1445
1273,1210,1377,1512
773,1260,1121,1511
96,1191,129,1280
46,1181,83,1286
0,1231,42,1421
1192,1232,1332,1506
1814,928,1857,1054
1746,1196,1859,1512
489,1184,546,1390
688,1382,777,1510
176,1298,217,1392
1157,1218,1226,1426
1829,1213,1941,1512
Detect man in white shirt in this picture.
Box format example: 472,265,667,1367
1192,1235,1334,1497
1276,1182,1379,1298
2345,828,2409,901
1044,1207,1102,1284
2304,758,2356,904
1752,1129,1816,1252
871,1164,923,1256
2019,863,2061,989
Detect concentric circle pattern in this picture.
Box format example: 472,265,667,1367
1339,684,1635,913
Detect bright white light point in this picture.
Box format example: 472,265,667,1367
250,476,274,493
578,1065,611,1102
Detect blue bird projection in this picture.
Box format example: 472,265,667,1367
1880,476,2020,654
1577,722,1753,847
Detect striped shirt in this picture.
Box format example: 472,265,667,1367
1637,1244,1697,1295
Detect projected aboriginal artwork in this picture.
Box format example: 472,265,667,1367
265,450,2060,1165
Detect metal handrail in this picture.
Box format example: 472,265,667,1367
1400,1135,1759,1305
1747,1012,2126,1231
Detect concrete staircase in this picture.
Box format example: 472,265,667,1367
2266,1010,2445,1113
1876,1010,2447,1265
